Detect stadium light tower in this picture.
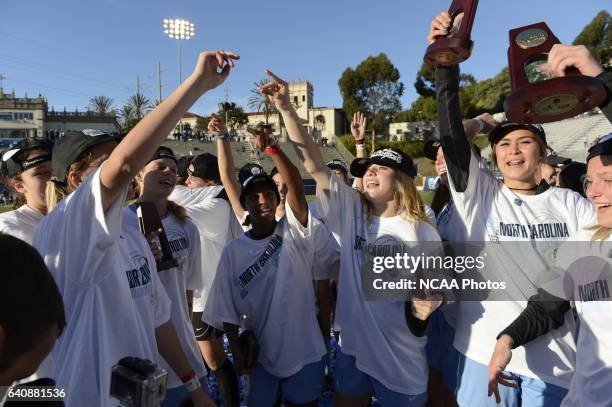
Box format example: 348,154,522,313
162,18,195,85
163,18,195,136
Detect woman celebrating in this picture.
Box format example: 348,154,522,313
430,12,597,406
33,50,238,406
487,133,612,406
263,69,442,406
125,146,209,406
0,138,52,243
204,127,327,407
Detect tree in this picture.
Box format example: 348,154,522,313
573,10,611,67
248,79,276,125
118,104,136,132
338,53,405,137
195,116,211,133
218,102,248,135
414,62,436,98
128,93,151,120
88,96,116,116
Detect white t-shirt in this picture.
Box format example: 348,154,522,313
124,206,206,388
203,205,327,378
535,230,612,406
169,185,241,312
447,151,597,388
0,204,44,244
33,167,171,407
317,172,442,395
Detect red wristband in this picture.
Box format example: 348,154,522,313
180,370,196,383
354,139,364,145
265,145,280,155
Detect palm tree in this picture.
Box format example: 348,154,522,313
88,96,116,116
118,104,135,132
248,79,276,125
128,93,151,120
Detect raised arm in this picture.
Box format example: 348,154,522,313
210,115,246,219
100,51,238,211
259,70,332,191
351,112,367,191
429,13,471,193
250,127,309,226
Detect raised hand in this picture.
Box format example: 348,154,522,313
191,50,240,92
208,114,227,137
541,44,604,78
487,335,518,403
259,69,292,111
428,12,452,44
351,112,367,141
247,126,276,152
476,113,497,134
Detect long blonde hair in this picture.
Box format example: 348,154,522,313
45,152,95,212
362,169,431,224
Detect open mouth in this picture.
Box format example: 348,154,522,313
366,181,379,188
159,179,174,187
506,160,525,167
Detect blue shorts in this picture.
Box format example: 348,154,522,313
248,358,325,406
161,376,209,407
335,349,427,407
456,353,568,407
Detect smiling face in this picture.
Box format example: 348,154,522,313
11,149,52,213
585,155,612,228
138,158,178,199
494,129,544,184
244,183,279,224
363,164,397,204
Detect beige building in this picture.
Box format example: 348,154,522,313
44,109,120,139
244,80,347,144
0,88,46,141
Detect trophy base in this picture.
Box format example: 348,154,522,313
504,76,607,124
424,35,473,66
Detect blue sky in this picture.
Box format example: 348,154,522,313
0,0,608,116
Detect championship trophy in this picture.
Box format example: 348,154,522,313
136,201,179,271
504,22,607,124
424,0,479,66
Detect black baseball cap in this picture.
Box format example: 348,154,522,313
545,147,571,167
488,121,547,145
586,132,612,163
238,163,265,185
2,138,53,177
350,147,417,178
423,131,442,161
52,129,121,183
326,159,349,175
239,173,280,207
188,153,220,182
147,146,177,164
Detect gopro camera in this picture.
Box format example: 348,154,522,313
110,357,167,407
